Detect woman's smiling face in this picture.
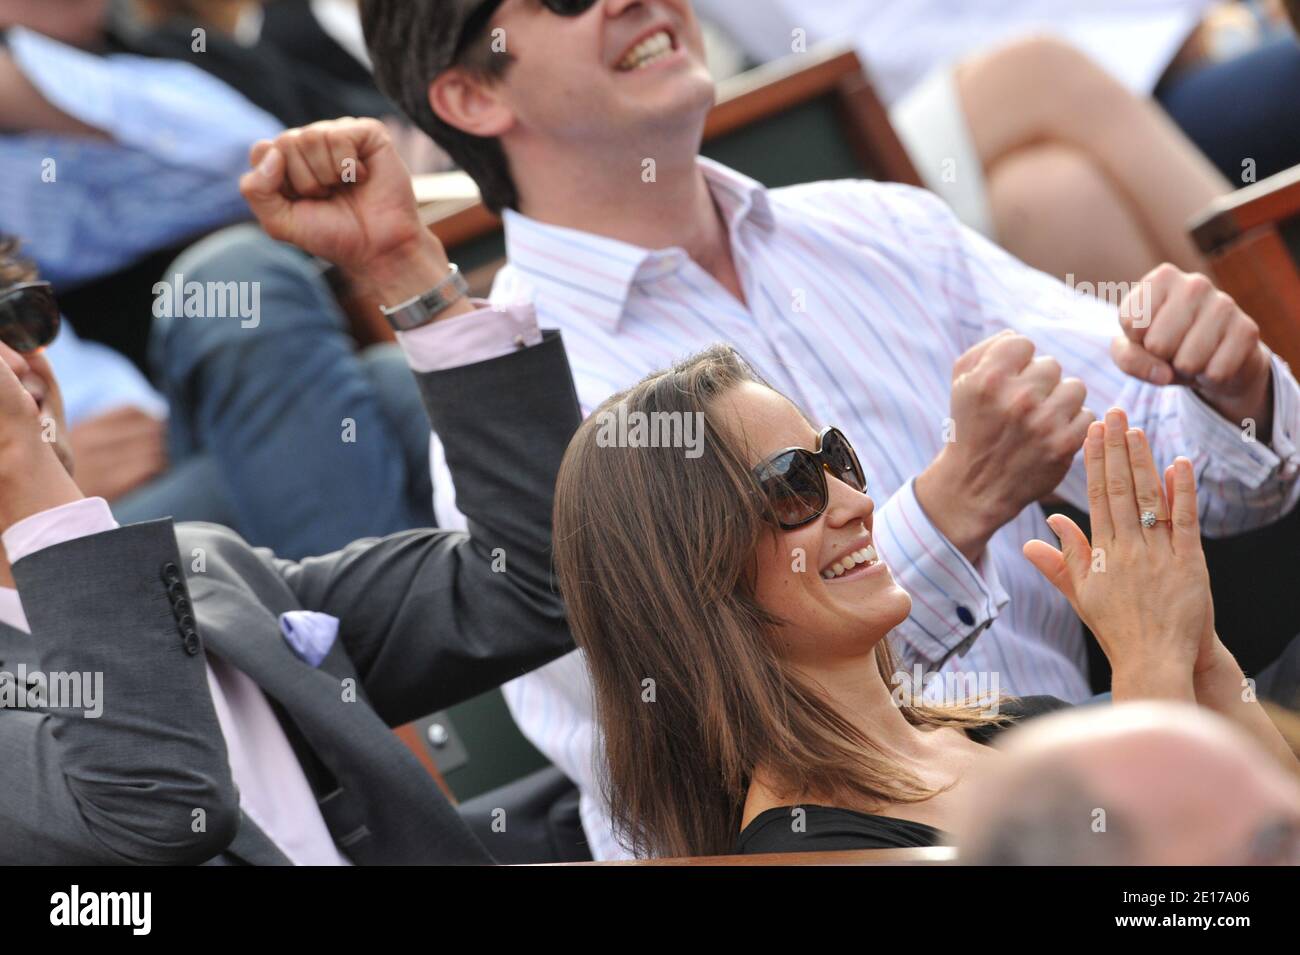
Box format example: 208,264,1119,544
713,381,912,668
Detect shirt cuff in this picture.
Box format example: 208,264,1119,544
2,497,119,566
395,301,542,374
1176,351,1300,487
871,479,1010,664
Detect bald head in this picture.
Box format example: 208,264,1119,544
955,702,1300,865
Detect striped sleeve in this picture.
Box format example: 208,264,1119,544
872,477,1010,665
945,218,1300,539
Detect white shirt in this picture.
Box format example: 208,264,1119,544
0,306,537,864
429,159,1300,859
693,0,1215,104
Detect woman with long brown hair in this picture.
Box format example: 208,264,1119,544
552,345,1296,858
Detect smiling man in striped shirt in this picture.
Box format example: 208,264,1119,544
359,0,1300,859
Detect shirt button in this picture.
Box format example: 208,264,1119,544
956,605,975,627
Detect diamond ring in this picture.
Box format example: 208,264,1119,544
1140,510,1158,528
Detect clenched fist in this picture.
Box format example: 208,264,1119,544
239,118,454,307
1113,264,1273,432
915,331,1094,562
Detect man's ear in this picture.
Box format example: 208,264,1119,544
429,68,515,139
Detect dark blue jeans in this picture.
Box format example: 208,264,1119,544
114,225,434,560
1157,36,1300,185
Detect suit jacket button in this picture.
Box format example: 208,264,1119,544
172,598,192,619
161,562,182,586
183,632,201,655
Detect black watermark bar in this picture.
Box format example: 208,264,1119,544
4,865,1290,940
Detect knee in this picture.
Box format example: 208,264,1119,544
151,224,344,383
993,34,1105,84
981,34,1129,120
987,143,1113,240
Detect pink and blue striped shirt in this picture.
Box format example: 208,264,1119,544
429,158,1300,859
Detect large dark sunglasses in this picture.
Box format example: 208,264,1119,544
0,282,60,353
752,427,868,530
454,0,601,59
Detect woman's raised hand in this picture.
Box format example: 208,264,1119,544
1023,408,1214,699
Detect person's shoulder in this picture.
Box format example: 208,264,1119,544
736,804,942,855
768,178,968,264
966,695,1073,746
771,177,958,228
1002,695,1073,720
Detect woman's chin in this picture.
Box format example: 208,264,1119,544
830,569,912,627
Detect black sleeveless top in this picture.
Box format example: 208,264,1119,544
736,695,1069,854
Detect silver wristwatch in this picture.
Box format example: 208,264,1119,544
379,264,470,332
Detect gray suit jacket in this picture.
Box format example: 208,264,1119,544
0,333,580,864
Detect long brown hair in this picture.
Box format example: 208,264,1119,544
553,345,1008,858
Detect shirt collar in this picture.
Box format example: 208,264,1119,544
0,586,29,634
500,158,774,331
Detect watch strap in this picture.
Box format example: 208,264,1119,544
379,264,470,331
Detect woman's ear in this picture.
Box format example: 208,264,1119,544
428,68,515,139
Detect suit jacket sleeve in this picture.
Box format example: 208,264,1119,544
1,521,240,864
269,331,581,728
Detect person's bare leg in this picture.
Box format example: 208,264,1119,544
957,34,1231,273
987,142,1164,286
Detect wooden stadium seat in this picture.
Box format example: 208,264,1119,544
1190,163,1300,372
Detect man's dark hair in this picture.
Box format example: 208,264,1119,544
0,235,38,290
360,1,518,214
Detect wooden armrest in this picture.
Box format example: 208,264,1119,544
393,723,457,805
1189,163,1300,371
534,846,957,866
706,45,865,138
1191,164,1300,254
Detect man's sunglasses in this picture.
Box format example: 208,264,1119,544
454,0,600,59
0,282,60,353
752,427,868,530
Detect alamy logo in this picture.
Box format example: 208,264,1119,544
594,402,705,459
0,666,102,718
891,664,1001,714
152,272,261,328
50,886,151,936
1064,273,1153,327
